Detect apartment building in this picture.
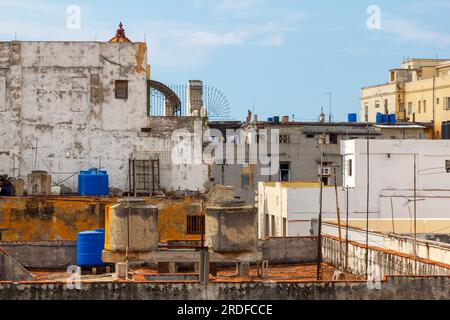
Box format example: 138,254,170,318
360,58,450,138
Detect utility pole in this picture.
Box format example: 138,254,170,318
365,108,370,280
345,186,350,273
333,166,344,270
390,198,395,234
316,134,325,280
432,76,436,139
414,154,418,274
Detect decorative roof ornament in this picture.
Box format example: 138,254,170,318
109,22,132,43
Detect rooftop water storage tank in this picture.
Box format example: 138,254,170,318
376,113,383,123
78,169,109,196
267,117,274,123
205,200,257,254
442,122,450,139
348,113,358,123
389,114,396,124
273,116,280,125
77,229,105,267
104,198,159,254
0,186,12,196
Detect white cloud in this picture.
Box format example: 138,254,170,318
383,17,450,46
143,17,300,68
181,22,296,47
0,0,64,15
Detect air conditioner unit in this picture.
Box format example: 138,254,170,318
320,167,332,176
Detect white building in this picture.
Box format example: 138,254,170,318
257,139,450,238
0,40,208,193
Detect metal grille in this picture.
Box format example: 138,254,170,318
150,84,230,121
130,159,161,196
187,216,205,235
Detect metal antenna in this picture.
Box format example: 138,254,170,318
33,140,38,171
325,92,332,123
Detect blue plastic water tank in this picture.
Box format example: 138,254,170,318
77,229,105,267
0,186,13,196
376,113,383,123
382,114,389,123
78,168,109,196
273,116,280,124
389,114,396,124
267,117,274,123
348,113,358,123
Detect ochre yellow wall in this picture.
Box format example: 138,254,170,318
0,196,202,242
0,197,106,241
403,76,450,136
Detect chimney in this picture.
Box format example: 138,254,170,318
246,110,252,124
187,80,204,116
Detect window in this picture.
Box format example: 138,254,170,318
115,80,128,99
280,163,291,182
384,99,388,113
348,159,353,177
279,134,290,144
187,216,205,235
423,100,427,113
446,160,450,173
418,101,422,114
444,97,450,110
306,133,315,139
375,101,380,109
241,173,254,188
437,98,440,105
329,134,338,144
264,214,270,238
408,102,413,115
271,216,276,237
283,218,287,237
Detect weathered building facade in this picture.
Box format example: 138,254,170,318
209,119,430,205
0,41,208,193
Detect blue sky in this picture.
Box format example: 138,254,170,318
0,0,449,121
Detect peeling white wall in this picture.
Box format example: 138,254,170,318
0,41,208,193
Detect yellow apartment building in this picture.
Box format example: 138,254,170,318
360,58,450,138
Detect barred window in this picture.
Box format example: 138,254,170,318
115,80,128,99
187,216,205,235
